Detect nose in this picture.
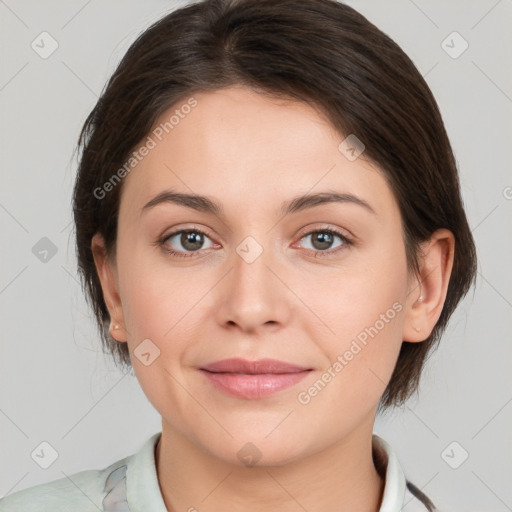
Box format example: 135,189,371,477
215,238,291,334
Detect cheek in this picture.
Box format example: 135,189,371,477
304,244,408,339
298,240,408,393
288,253,408,454
116,244,217,362
116,240,182,335
114,247,202,416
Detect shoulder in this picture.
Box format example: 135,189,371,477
0,455,130,512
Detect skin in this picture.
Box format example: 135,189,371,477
92,85,454,511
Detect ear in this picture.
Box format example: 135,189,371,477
402,228,455,342
91,233,128,343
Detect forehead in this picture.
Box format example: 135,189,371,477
118,85,397,220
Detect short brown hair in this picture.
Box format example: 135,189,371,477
72,0,477,409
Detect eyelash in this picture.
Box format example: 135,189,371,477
158,226,353,259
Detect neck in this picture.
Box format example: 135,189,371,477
155,415,385,512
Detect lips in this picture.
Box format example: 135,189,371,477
199,358,312,399
201,358,310,374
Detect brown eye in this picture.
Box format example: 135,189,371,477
162,229,214,257
297,228,352,258
311,232,335,250
179,231,205,251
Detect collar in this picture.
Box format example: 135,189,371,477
106,432,408,511
372,434,407,511
124,432,167,511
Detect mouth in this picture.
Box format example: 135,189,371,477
199,358,312,400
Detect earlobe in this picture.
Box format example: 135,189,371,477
109,322,123,342
91,233,128,343
402,229,455,343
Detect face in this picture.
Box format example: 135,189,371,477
94,85,425,466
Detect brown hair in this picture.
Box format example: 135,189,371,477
72,0,477,410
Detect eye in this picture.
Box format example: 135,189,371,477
297,228,352,257
160,228,215,258
159,226,352,259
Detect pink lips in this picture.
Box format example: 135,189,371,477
199,358,311,400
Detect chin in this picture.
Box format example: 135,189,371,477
199,430,312,468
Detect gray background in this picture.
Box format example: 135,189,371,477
1,0,511,510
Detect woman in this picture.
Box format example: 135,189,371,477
0,0,476,510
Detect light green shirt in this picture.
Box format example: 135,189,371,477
0,433,437,511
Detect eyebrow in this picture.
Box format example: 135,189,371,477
140,189,376,217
